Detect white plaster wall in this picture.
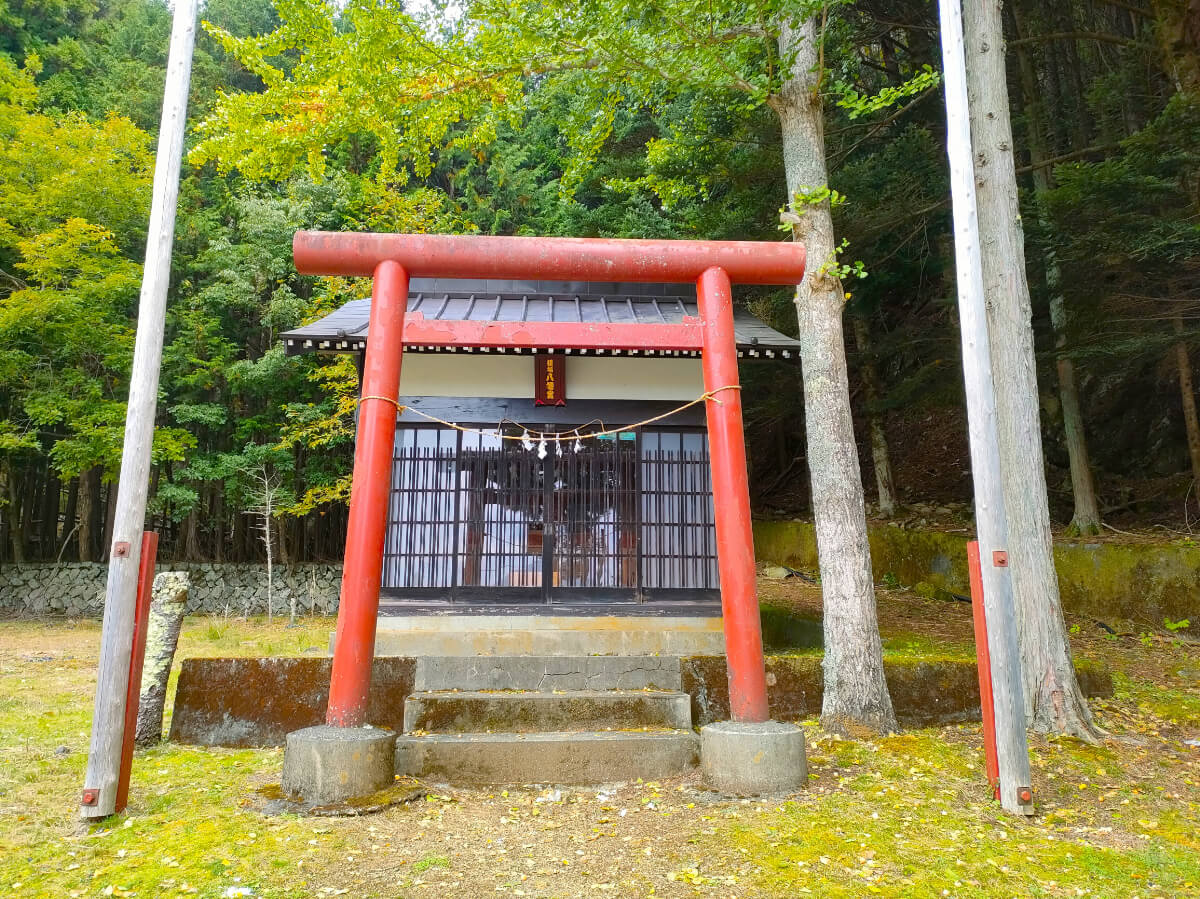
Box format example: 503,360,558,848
399,354,704,401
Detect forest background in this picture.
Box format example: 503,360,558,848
1,0,1198,566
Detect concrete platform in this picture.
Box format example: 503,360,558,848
395,730,700,784
370,615,725,657
413,655,683,691
404,689,692,733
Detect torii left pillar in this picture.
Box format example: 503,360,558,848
281,261,407,804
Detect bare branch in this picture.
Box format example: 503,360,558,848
1015,143,1121,174
829,85,939,168
1007,31,1137,49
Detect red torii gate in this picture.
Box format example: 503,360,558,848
293,231,807,727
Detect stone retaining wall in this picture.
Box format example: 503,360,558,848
755,520,1199,625
0,562,342,617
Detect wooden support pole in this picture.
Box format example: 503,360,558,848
938,0,1033,816
80,0,197,820
967,540,1001,798
115,531,157,814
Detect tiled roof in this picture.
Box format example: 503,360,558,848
281,278,801,359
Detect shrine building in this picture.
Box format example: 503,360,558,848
282,276,800,647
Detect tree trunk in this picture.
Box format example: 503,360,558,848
264,512,274,623
77,467,100,563
1050,295,1102,535
851,315,898,518
774,17,896,735
134,571,189,746
180,509,202,561
964,0,1098,739
232,504,246,562
1172,312,1200,486
278,514,291,565
61,477,79,561
1151,0,1200,91
1011,12,1103,536
41,471,61,560
5,466,25,564
213,487,225,563
19,467,37,562
103,475,119,552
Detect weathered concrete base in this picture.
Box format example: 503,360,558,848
170,657,415,746
395,730,699,784
372,616,725,657
701,720,807,796
170,655,1112,749
404,690,692,733
682,655,1113,728
281,725,397,805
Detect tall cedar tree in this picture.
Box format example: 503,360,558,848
963,1,1098,738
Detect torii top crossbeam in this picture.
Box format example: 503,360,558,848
293,231,807,284
297,231,805,731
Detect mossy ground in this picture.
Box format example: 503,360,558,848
0,583,1196,898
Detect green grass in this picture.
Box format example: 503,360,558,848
0,619,342,898
411,853,450,873
879,628,976,661
0,613,1196,897
719,728,1199,897
1111,671,1200,726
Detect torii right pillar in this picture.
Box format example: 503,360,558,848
695,265,809,796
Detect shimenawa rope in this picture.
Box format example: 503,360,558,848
357,385,741,442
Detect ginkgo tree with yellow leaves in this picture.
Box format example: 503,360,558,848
189,0,956,735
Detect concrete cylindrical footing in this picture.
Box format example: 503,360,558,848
281,725,397,805
701,720,808,796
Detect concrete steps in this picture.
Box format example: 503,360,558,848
413,655,683,692
403,689,692,733
397,655,700,785
394,730,699,785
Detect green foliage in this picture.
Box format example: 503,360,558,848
190,0,929,199
789,185,849,210
0,0,96,57
0,64,163,482
2,0,1197,558
1045,95,1200,293
832,63,939,118
0,59,152,249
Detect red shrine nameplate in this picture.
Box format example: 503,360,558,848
535,355,566,406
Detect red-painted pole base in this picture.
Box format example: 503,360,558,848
697,266,770,723
967,540,1001,799
115,530,157,814
326,261,409,728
